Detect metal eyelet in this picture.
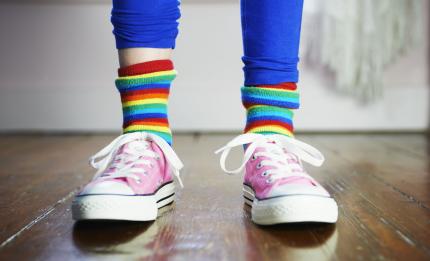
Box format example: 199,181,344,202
261,171,268,177
251,155,257,161
256,163,262,169
266,178,273,184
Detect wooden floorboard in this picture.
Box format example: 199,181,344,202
373,134,429,159
0,135,115,243
310,135,430,208
0,134,429,260
302,136,430,260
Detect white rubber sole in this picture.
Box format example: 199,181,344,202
243,185,338,225
72,182,175,221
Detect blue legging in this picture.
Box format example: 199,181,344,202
111,0,304,85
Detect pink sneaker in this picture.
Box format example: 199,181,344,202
216,133,338,225
72,132,184,221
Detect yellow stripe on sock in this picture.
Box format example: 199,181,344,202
122,98,167,108
247,125,293,137
247,105,264,110
123,125,171,134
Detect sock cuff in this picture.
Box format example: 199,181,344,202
241,83,300,110
117,60,175,145
242,82,299,138
118,59,174,77
115,70,177,90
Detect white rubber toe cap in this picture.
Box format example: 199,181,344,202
268,183,330,198
80,181,135,195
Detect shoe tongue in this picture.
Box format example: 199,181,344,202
257,142,299,162
118,140,150,154
104,140,149,176
255,141,279,153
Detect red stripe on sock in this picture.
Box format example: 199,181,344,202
120,89,170,101
123,118,169,129
121,93,169,102
255,82,297,91
245,120,294,133
118,60,174,77
242,101,260,109
120,88,170,97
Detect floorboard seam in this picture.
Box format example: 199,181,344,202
358,192,430,255
314,138,430,212
0,190,78,249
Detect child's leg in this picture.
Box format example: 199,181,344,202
215,0,338,225
118,48,173,67
72,0,183,222
240,0,304,137
112,0,181,145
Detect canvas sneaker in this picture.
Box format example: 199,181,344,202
215,133,338,225
72,132,184,221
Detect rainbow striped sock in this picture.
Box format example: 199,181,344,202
115,60,176,145
241,82,299,137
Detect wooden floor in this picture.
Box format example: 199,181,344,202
0,133,429,260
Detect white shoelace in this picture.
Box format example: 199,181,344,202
215,133,325,183
89,132,184,187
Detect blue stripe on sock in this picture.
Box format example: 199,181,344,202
124,113,168,122
117,83,171,92
247,109,294,120
247,115,293,125
123,108,168,117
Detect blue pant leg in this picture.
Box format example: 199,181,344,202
111,0,181,49
241,0,304,85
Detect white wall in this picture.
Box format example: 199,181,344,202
0,2,428,132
